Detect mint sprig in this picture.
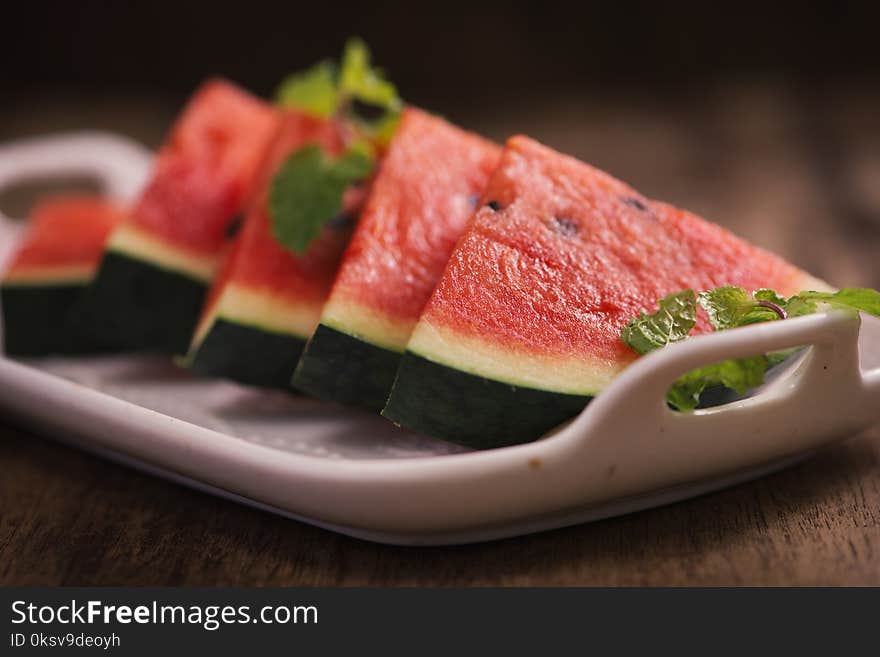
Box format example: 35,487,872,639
621,286,880,410
270,38,401,254
269,144,373,254
275,60,339,118
276,38,402,144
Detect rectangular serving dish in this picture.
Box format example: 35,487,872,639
2,308,878,545
2,132,879,545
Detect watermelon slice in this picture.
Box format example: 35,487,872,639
186,110,361,389
2,196,124,355
292,108,501,409
78,79,281,354
383,136,830,448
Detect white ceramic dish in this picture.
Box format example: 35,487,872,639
1,133,878,546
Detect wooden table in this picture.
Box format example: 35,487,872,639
2,84,879,585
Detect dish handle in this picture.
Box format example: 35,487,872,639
565,310,877,476
0,131,153,228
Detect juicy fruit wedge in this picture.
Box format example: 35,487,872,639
292,108,501,409
383,136,830,448
1,195,124,355
187,110,359,389
79,79,281,354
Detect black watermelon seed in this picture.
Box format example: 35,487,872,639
468,193,480,209
550,216,579,236
622,196,648,212
487,200,502,212
328,211,355,229
225,214,244,239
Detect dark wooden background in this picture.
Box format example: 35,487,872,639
1,3,879,585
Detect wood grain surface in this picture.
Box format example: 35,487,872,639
1,84,878,585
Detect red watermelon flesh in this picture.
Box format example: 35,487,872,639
192,109,357,345
127,152,242,257
404,135,829,398
111,78,281,271
4,195,124,281
318,108,501,348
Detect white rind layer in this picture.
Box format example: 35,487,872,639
320,296,412,353
191,283,321,348
107,223,218,283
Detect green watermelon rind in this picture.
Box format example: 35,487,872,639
1,282,112,356
77,250,208,355
382,350,592,448
188,317,307,390
292,323,403,411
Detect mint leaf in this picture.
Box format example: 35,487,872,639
717,355,768,393
339,38,401,113
698,285,785,328
338,38,402,142
697,286,754,330
753,288,788,306
621,289,697,355
667,355,769,411
796,288,880,316
332,144,374,181
667,365,715,411
784,295,818,317
269,145,373,254
766,347,797,368
276,60,339,117
748,288,790,323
